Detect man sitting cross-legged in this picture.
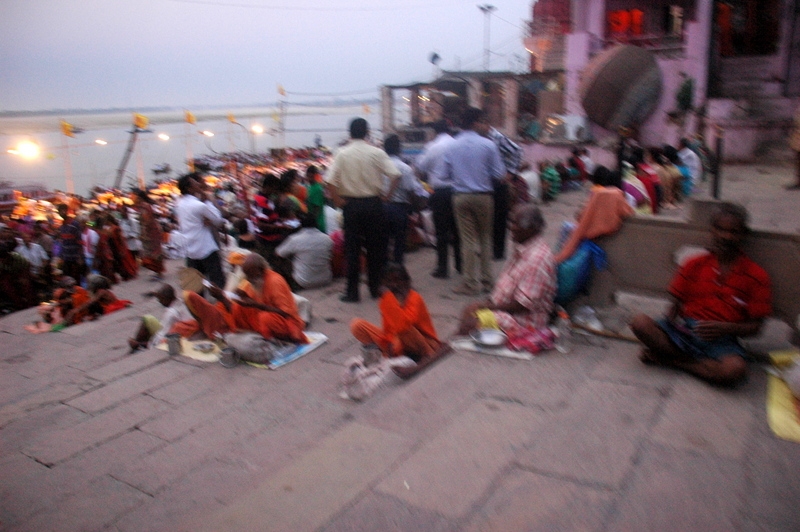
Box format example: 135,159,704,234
184,254,307,343
350,262,442,363
630,202,771,386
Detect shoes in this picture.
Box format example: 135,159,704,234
452,284,481,296
340,294,360,303
431,270,448,279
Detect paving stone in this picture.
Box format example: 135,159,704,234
0,403,88,452
321,491,453,532
515,379,661,489
588,338,679,387
357,354,488,441
376,399,546,519
87,350,168,382
649,377,756,460
14,475,150,532
47,429,167,492
0,382,92,430
606,445,745,531
60,340,129,371
742,431,800,527
463,468,614,532
23,395,170,465
139,373,274,441
0,452,48,493
113,405,277,494
66,361,199,413
110,469,229,532
144,367,219,405
195,423,409,531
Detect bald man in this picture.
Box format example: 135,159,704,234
207,254,306,342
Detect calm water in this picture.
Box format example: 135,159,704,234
0,101,403,195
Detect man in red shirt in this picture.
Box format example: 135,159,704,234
630,203,771,386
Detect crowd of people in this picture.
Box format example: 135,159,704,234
0,111,772,387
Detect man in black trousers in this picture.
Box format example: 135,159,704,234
325,118,400,302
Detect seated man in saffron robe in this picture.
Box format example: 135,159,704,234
350,262,442,363
181,254,306,343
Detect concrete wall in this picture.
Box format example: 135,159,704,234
585,199,800,325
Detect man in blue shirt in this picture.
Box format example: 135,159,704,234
438,107,506,295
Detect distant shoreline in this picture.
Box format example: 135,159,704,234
0,98,379,118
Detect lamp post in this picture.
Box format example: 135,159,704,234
251,125,264,154
478,4,496,71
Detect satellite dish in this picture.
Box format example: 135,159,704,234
429,52,441,66
579,44,662,131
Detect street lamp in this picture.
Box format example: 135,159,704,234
478,4,496,71
251,125,264,153
7,140,40,159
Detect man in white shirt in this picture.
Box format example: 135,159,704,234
174,173,226,288
16,231,49,277
81,217,99,274
579,148,596,176
678,138,702,190
275,214,333,289
415,119,459,278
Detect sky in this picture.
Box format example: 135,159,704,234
0,0,534,112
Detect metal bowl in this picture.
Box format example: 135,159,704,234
470,328,508,348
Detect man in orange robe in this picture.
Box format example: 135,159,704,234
182,254,306,343
350,263,440,362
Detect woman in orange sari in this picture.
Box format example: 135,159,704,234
106,213,138,280
92,215,118,284
133,189,165,279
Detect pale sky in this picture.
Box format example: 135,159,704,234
0,0,533,112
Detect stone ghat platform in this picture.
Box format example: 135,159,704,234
1,163,799,531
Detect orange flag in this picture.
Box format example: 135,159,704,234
185,110,196,124
60,120,75,137
133,113,149,130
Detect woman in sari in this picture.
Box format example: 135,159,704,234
106,213,138,280
133,189,165,280
92,215,118,284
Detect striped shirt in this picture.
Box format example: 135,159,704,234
488,127,522,174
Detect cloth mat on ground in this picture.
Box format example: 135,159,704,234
156,331,328,367
450,337,536,361
766,350,800,443
156,337,221,362
243,331,328,369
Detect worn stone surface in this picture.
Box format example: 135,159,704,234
376,399,545,519
195,423,409,532
1,163,799,531
463,469,614,532
649,377,757,459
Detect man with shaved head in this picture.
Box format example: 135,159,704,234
206,254,306,342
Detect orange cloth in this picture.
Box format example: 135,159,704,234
55,286,91,323
232,270,306,342
174,272,306,342
554,186,634,263
350,290,440,358
174,290,235,339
